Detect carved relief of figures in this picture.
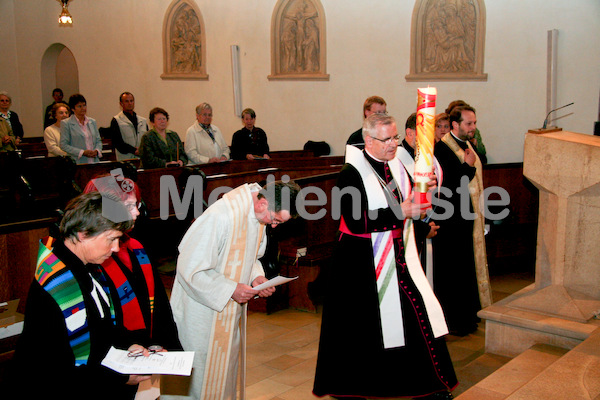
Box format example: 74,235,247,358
423,0,476,73
406,0,486,81
170,6,202,73
270,0,328,80
281,0,320,73
162,0,207,80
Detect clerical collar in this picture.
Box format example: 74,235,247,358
450,131,467,143
364,148,386,163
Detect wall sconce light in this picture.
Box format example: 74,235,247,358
58,0,73,27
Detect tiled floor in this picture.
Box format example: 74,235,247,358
234,271,535,400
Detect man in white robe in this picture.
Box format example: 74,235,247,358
162,181,300,400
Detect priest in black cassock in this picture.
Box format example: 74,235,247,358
433,105,492,336
313,113,457,400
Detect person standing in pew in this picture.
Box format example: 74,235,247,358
44,87,68,128
139,107,188,169
313,113,456,400
0,91,24,143
231,108,270,160
44,103,70,157
109,92,148,161
0,115,17,152
161,180,300,400
60,93,104,164
184,102,230,164
346,95,387,149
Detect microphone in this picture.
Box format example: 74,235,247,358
542,102,574,129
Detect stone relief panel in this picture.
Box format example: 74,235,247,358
406,0,487,81
269,0,329,80
161,0,208,80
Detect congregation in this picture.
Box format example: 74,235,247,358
1,89,272,167
2,87,491,400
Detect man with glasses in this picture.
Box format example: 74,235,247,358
346,95,387,148
184,102,230,164
163,180,300,400
314,113,457,400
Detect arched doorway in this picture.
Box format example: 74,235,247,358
40,43,79,116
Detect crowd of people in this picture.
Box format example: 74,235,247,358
313,96,489,400
4,88,491,400
1,89,274,167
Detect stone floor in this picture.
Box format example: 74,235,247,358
191,270,535,400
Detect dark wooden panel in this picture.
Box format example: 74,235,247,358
0,224,51,313
483,163,539,225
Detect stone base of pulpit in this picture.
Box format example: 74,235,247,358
479,285,600,357
480,130,600,357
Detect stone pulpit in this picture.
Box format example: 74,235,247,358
480,131,600,357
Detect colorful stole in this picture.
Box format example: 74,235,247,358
441,134,492,308
35,236,115,366
345,146,448,347
201,184,264,400
101,236,155,334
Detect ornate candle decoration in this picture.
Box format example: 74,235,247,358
414,87,437,205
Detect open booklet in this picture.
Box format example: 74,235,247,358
101,347,195,376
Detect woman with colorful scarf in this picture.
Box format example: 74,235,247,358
84,172,182,399
11,192,152,399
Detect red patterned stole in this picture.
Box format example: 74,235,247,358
101,235,155,334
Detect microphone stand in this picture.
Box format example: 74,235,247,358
529,102,574,134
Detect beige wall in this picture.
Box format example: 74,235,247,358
1,0,599,163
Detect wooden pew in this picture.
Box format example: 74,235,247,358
269,150,314,158
18,142,48,158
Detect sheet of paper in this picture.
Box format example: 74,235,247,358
252,275,298,291
101,347,195,376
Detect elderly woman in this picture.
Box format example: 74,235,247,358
184,102,230,164
44,103,70,157
139,107,188,169
60,93,103,164
231,108,270,160
0,91,24,141
11,192,151,399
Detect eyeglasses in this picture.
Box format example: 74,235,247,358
369,135,400,144
125,202,142,212
270,211,284,226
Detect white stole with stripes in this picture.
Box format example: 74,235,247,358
346,146,448,348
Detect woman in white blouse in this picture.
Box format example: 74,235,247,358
43,103,70,157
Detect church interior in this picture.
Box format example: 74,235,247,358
1,0,600,399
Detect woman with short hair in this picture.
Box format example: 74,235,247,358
11,192,152,399
139,107,188,169
60,93,104,164
44,103,71,157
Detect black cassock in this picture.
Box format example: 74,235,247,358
433,135,482,334
313,153,457,398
